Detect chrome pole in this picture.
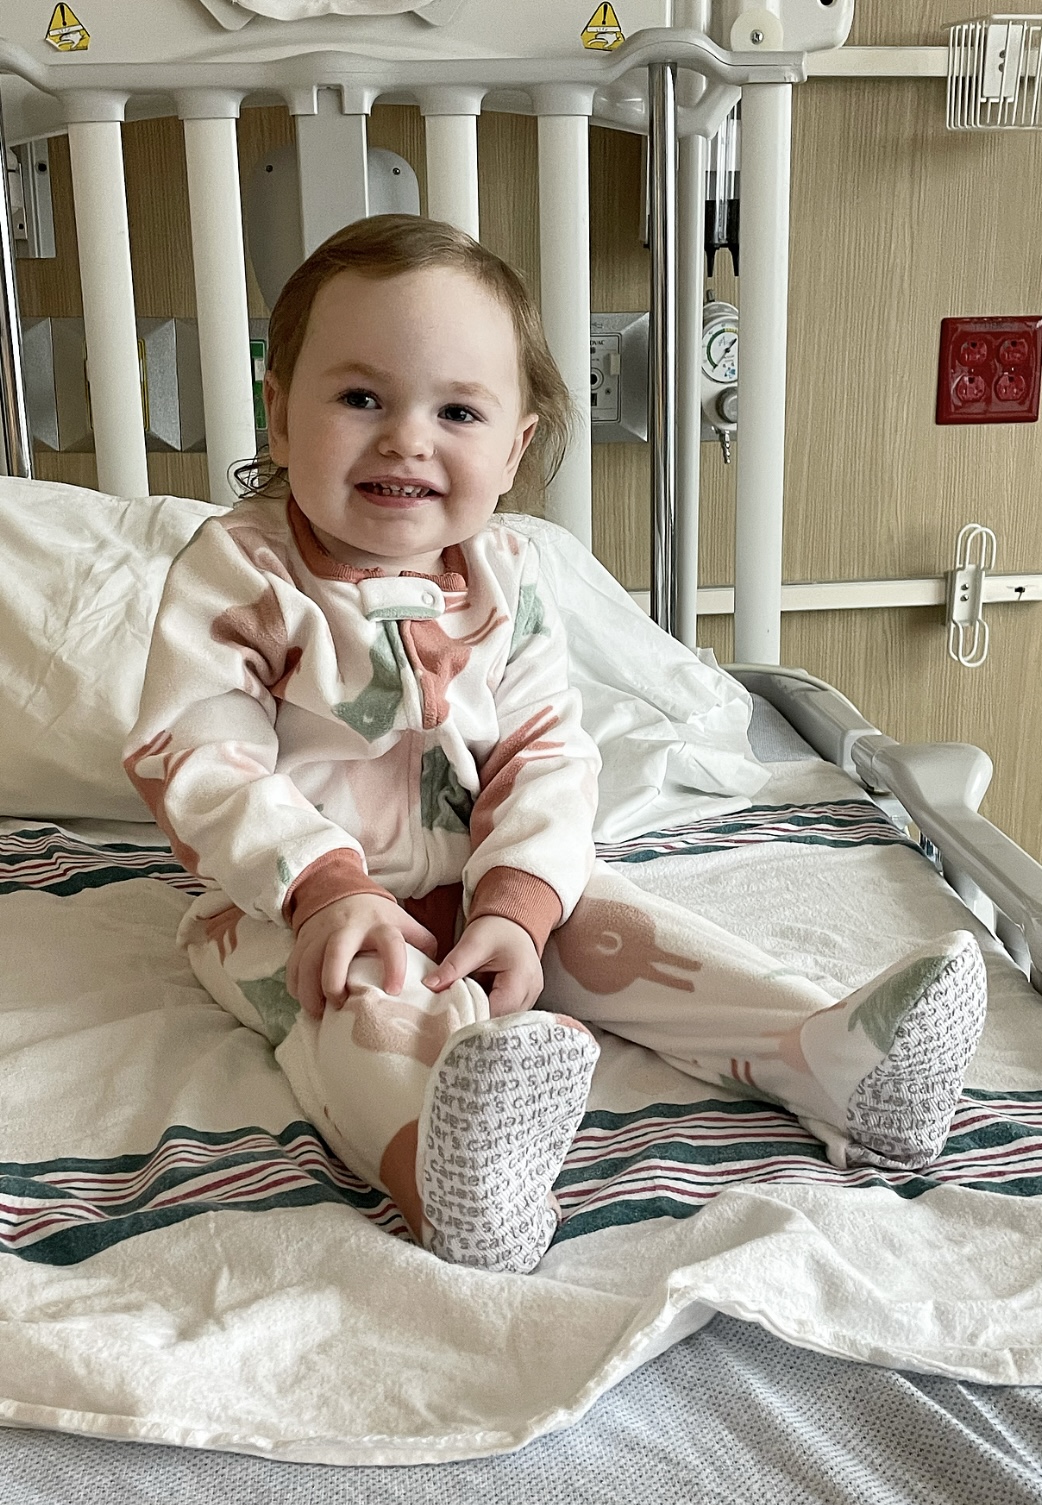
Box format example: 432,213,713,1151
648,61,676,634
0,100,32,478
676,128,708,651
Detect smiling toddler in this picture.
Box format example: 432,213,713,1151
126,215,989,1275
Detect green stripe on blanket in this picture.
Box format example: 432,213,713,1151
552,1089,1042,1241
4,1091,1041,1266
595,799,921,864
0,1122,409,1266
0,825,203,896
0,804,916,898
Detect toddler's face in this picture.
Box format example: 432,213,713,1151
265,266,538,575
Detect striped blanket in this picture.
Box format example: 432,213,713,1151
3,761,1042,1462
5,816,1042,1265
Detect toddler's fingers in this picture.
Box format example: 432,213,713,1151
294,942,328,1019
487,972,534,1018
423,932,486,993
320,930,360,1009
374,925,408,996
399,913,439,960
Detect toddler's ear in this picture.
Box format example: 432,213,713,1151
503,413,539,489
264,373,290,466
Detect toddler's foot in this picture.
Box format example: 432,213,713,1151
841,932,987,1170
418,1012,599,1273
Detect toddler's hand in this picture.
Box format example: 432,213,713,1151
424,915,543,1016
287,894,437,1019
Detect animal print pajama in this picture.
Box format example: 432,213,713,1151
129,498,988,1272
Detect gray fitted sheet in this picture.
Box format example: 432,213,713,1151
3,1314,1041,1505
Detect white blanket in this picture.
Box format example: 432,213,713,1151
2,763,1042,1464
226,0,451,18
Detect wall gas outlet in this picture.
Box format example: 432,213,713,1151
937,315,1042,424
590,311,648,443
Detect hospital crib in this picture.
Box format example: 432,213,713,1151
1,1,1041,1498
0,0,1035,986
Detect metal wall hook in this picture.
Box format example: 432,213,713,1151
947,522,997,667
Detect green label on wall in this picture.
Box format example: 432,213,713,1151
250,339,267,430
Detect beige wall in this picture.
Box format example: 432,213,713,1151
17,0,1042,855
779,2,1042,862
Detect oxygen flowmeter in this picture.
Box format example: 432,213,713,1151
588,302,740,459
700,299,739,462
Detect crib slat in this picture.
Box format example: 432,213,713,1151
180,110,256,509
733,82,792,667
648,62,677,631
422,109,480,240
66,118,149,498
0,97,32,478
536,107,592,549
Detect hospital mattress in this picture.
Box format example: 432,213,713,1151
2,706,1041,1500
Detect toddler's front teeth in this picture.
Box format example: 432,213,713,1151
371,483,427,496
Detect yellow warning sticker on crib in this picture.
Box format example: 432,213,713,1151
581,3,624,50
45,3,90,51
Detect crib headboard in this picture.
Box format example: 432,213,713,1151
0,0,854,659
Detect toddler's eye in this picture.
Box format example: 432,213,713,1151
341,389,379,409
440,404,479,424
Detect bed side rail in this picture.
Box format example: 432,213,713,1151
728,664,884,777
730,665,1042,991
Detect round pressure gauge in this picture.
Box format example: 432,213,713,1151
701,302,739,385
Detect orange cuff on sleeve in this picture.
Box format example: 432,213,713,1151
283,849,397,933
469,866,563,956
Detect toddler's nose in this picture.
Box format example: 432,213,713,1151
377,411,436,460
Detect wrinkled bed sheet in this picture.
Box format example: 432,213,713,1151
1,762,1041,1465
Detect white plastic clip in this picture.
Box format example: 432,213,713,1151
947,523,997,667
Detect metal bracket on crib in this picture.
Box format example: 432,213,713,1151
946,522,997,668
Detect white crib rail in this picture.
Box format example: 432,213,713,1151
0,92,29,478
180,101,256,509
732,82,792,666
0,26,802,644
537,100,593,547
419,88,482,239
65,114,149,497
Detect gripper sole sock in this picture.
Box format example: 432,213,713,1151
419,1012,599,1274
846,933,987,1170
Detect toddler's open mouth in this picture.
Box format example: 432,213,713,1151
357,481,440,501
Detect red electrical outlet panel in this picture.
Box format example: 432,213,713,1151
937,316,1042,424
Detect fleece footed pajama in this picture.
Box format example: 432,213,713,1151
129,499,987,1273
182,861,987,1274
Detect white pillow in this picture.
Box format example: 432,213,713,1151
0,478,222,820
501,514,769,841
0,479,766,835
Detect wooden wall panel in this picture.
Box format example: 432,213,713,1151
16,131,81,320
123,116,195,318
850,2,969,46
785,77,1042,583
236,104,294,320
778,2,1042,859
